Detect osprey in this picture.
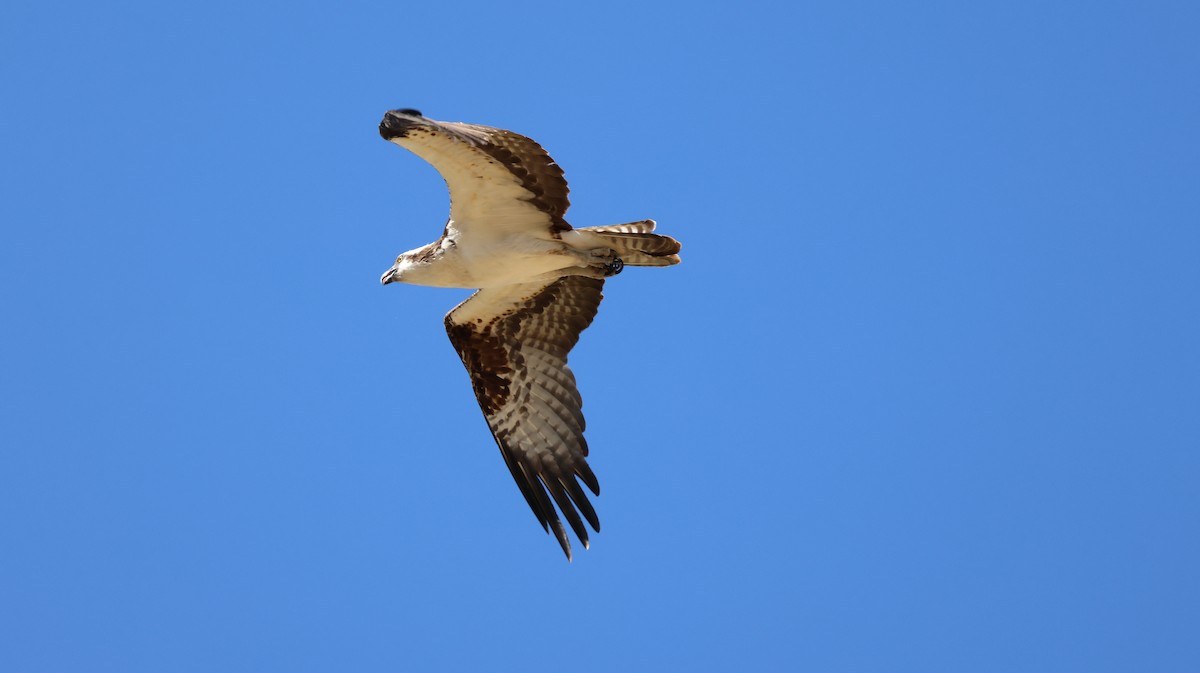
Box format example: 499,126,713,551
378,109,681,559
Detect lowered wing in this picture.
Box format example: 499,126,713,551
444,275,604,559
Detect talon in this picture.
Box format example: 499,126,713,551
604,257,624,276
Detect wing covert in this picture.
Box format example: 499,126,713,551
444,275,604,559
380,110,571,235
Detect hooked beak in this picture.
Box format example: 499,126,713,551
381,267,397,285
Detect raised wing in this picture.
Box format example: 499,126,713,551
379,109,571,236
444,275,604,559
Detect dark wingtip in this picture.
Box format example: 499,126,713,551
556,531,573,562
379,108,425,140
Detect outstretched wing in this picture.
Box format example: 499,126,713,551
444,275,604,560
379,109,571,236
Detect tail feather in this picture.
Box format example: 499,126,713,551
578,220,681,267
583,219,659,235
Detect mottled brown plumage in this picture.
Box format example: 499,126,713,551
445,276,604,554
377,109,680,559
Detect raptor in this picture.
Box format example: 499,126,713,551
378,109,681,559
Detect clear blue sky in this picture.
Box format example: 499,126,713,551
3,1,1198,671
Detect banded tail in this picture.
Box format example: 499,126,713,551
578,220,682,267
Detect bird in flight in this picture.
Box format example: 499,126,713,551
378,109,681,559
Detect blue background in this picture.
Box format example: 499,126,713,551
3,1,1198,671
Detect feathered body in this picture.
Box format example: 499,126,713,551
378,109,680,559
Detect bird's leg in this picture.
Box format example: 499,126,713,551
578,247,624,277
522,247,624,284
525,267,607,282
545,242,624,278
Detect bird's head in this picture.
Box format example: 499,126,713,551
380,255,416,285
